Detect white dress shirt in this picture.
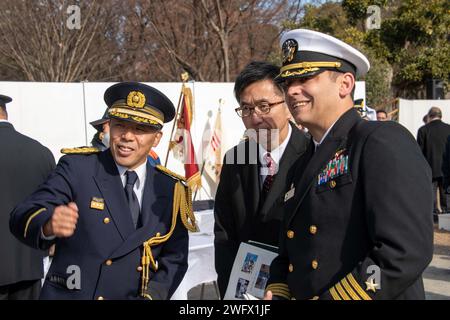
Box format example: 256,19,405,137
116,160,147,209
258,124,292,189
313,120,338,152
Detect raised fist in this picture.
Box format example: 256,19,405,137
43,202,79,238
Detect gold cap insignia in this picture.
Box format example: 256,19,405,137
127,91,146,108
282,39,298,64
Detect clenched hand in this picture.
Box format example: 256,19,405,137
43,202,79,238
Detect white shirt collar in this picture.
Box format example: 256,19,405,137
116,161,147,189
0,119,10,123
115,160,147,207
313,120,338,151
258,124,292,167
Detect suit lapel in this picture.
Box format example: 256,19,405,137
93,151,135,240
237,139,261,217
248,155,261,217
248,164,261,217
260,124,309,218
139,162,158,228
286,108,362,225
136,162,168,234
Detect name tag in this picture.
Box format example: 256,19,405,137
90,197,105,210
284,184,295,202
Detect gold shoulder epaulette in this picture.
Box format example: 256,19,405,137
60,146,101,155
155,165,186,182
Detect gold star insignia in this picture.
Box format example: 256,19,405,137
365,278,379,293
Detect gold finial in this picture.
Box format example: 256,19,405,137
218,98,225,112
181,72,189,82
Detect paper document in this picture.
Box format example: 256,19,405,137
224,241,278,300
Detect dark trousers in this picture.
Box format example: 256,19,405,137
0,280,41,300
433,177,449,213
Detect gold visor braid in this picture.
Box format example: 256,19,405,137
280,61,342,73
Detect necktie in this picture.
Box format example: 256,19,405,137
125,171,140,228
262,153,276,198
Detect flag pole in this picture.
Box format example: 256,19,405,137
164,72,189,167
193,158,207,201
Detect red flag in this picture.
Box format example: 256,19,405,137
170,84,201,191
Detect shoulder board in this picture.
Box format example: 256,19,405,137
60,146,101,155
155,165,186,182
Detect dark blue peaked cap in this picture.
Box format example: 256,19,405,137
104,82,175,129
0,94,12,108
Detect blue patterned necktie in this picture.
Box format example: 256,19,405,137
125,170,140,228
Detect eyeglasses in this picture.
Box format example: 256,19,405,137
235,100,285,118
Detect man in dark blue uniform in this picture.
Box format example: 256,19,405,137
90,109,110,151
265,29,433,300
10,82,197,300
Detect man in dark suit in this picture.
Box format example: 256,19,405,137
214,61,309,298
265,29,433,300
417,107,450,214
0,95,56,299
10,82,197,300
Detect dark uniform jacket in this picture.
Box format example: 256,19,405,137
417,119,450,179
442,135,450,190
267,108,434,300
214,123,309,297
0,121,55,286
10,150,188,300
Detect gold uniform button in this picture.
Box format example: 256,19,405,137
288,264,294,272
97,296,104,300
137,266,143,272
103,217,110,224
309,225,317,235
287,230,295,239
330,180,337,188
105,259,112,266
312,260,319,270
156,232,161,237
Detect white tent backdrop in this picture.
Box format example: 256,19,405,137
398,99,450,138
0,81,366,200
